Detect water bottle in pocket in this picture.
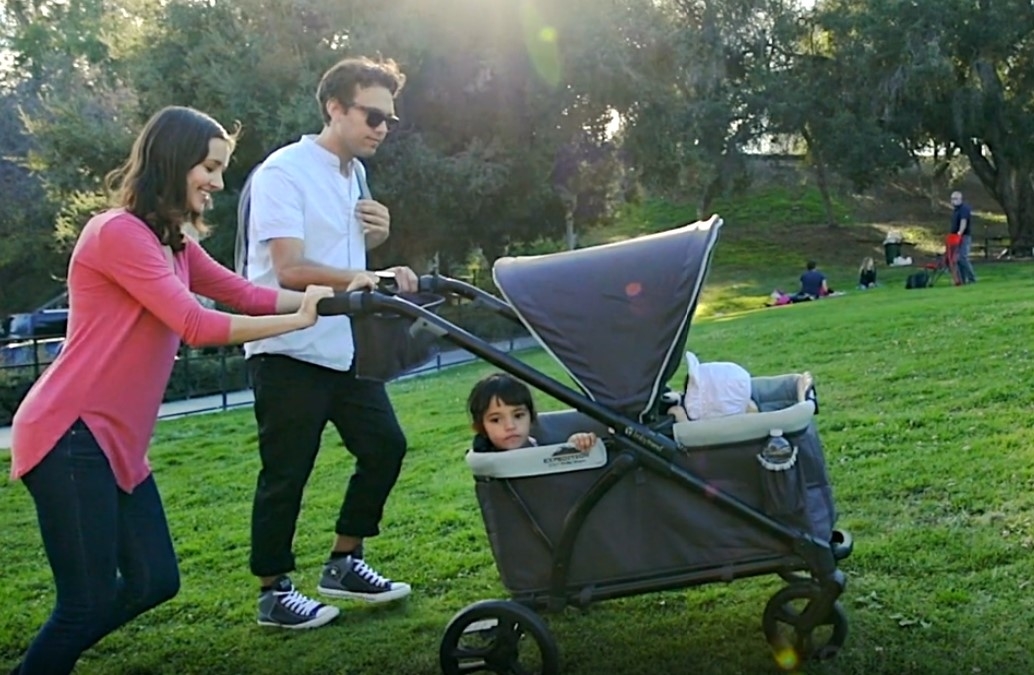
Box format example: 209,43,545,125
757,429,807,527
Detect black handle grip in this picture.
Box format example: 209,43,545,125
317,293,362,316
418,274,439,293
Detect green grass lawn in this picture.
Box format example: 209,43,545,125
2,259,1033,674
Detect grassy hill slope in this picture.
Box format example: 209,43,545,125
584,172,1012,316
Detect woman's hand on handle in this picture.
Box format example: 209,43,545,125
296,285,335,327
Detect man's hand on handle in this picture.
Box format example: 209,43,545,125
378,266,419,293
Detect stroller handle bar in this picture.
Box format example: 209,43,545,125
316,274,519,322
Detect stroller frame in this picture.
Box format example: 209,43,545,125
319,270,853,674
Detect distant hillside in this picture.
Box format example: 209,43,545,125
583,169,1010,316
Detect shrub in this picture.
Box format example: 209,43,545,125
0,367,38,427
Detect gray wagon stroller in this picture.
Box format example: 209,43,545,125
317,215,853,674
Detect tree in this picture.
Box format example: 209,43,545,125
817,0,1034,250
0,1,158,312
763,7,912,226
123,0,639,268
551,135,625,249
5,0,653,286
0,83,65,313
622,0,798,218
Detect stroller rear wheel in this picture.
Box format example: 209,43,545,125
762,582,848,667
439,599,560,675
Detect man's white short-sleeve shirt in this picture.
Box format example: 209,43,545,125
243,135,366,371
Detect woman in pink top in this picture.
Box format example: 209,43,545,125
8,106,372,675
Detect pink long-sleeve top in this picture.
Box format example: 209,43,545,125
10,210,279,492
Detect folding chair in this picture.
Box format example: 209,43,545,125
922,234,962,286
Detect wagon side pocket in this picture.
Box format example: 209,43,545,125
757,434,809,529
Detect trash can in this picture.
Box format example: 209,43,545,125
883,241,902,265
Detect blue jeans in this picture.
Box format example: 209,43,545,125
15,420,180,675
956,235,977,284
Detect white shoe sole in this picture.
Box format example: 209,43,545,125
316,582,411,604
257,605,340,629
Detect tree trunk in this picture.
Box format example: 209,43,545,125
923,144,955,212
697,153,734,220
813,160,838,228
564,206,577,250
802,127,836,227
996,170,1034,255
960,140,1034,255
697,176,719,221
954,60,1034,254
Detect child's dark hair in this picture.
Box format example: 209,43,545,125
467,373,537,433
806,260,818,270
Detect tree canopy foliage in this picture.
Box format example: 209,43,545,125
1,0,1031,312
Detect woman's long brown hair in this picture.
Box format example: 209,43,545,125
106,106,235,252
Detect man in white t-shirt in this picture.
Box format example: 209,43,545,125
244,56,417,629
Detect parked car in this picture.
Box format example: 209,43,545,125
3,292,69,339
5,309,68,339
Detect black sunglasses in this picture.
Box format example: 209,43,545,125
348,103,400,132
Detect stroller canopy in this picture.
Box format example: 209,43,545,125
493,215,723,422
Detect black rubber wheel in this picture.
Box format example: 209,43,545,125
439,600,560,675
762,583,848,668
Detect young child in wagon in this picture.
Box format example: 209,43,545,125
467,373,598,453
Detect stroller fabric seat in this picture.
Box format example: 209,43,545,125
470,375,837,595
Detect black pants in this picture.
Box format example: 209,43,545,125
248,354,407,578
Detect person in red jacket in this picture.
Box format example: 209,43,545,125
8,106,373,675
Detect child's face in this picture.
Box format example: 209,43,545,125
480,396,533,450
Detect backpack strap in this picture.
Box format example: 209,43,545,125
235,165,260,277
355,159,371,199
235,158,371,278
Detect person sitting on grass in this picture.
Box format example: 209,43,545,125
858,256,877,289
467,373,598,453
790,260,831,302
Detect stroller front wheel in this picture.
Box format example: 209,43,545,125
762,582,848,667
439,599,560,675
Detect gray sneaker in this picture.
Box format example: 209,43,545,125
257,575,340,629
317,555,411,603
